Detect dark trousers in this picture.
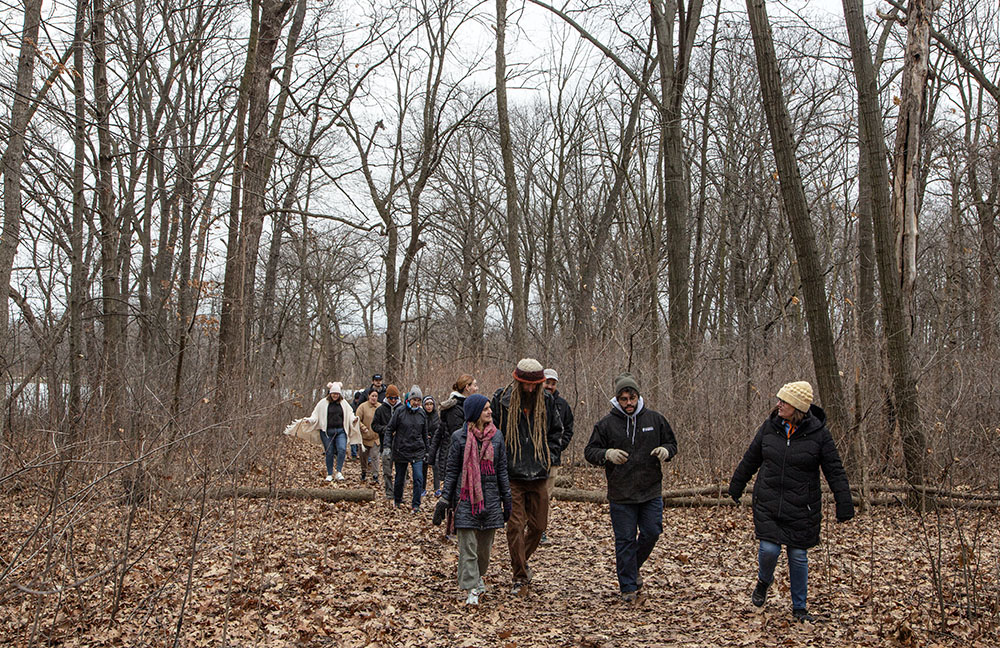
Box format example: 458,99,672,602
393,459,424,509
506,479,549,583
609,497,663,593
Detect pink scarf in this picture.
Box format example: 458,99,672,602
460,421,497,514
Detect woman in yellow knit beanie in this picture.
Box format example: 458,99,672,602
728,381,854,623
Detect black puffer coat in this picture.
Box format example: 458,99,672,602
491,385,563,481
728,405,854,549
428,394,464,467
441,426,512,530
386,405,429,462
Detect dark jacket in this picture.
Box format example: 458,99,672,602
441,426,512,530
584,397,677,504
424,410,441,463
386,404,429,462
728,405,854,549
491,385,563,481
551,389,575,454
372,401,400,448
429,394,465,467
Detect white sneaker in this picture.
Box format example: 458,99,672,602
325,475,333,482
465,591,479,606
335,472,344,481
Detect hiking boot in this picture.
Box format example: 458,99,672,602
751,580,769,607
620,590,638,603
793,608,816,623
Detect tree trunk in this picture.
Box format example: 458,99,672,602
842,0,927,505
217,0,291,415
891,0,934,326
0,0,43,386
650,0,702,399
744,0,850,449
93,0,127,435
495,0,527,357
217,0,261,416
69,0,87,424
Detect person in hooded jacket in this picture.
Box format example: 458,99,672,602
372,384,402,499
585,372,677,602
491,358,563,594
386,385,430,512
434,394,512,606
728,381,854,623
429,374,478,496
421,395,441,494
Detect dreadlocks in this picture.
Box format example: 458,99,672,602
505,382,549,468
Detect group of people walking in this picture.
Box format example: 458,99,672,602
291,360,853,622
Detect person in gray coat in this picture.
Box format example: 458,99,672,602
434,393,511,606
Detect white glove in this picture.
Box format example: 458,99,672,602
605,448,629,465
651,447,671,461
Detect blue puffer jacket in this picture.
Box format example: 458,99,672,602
440,425,512,530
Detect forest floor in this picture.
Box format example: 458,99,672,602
3,437,999,648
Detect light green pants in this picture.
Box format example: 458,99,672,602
457,528,496,591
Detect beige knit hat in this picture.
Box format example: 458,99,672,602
513,358,545,383
776,381,813,413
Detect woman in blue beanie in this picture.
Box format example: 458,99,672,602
434,393,512,605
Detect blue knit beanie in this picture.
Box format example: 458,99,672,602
463,393,489,422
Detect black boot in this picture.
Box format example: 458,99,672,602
792,608,816,623
751,580,769,607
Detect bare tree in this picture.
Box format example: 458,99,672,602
842,0,928,502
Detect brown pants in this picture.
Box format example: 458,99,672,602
507,479,550,583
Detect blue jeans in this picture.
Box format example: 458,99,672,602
394,459,424,509
758,540,808,610
321,428,347,475
608,497,663,593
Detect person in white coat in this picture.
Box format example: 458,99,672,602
309,382,362,481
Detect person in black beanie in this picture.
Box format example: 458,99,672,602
435,393,511,605
585,371,677,603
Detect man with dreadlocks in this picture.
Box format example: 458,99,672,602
491,358,563,595
585,371,678,603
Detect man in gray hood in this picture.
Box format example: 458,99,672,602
584,372,678,602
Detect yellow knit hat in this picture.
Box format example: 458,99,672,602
776,381,813,413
